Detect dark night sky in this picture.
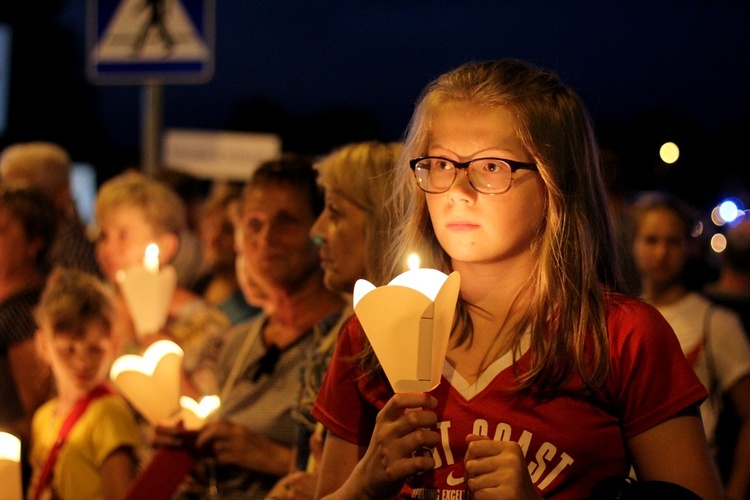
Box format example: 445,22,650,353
2,1,750,210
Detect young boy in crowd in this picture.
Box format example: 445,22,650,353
95,171,229,396
29,268,141,500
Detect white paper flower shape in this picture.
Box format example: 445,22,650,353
117,264,177,338
177,395,221,430
110,340,184,425
353,269,460,393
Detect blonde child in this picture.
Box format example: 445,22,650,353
29,268,141,500
94,171,230,396
312,60,722,499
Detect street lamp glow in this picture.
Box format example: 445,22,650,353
719,200,740,224
659,142,680,164
711,233,727,253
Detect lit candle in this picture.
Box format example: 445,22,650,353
110,340,184,425
407,253,421,271
178,395,221,430
0,432,22,500
353,257,460,393
143,243,160,273
119,244,177,338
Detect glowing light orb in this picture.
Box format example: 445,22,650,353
659,142,680,164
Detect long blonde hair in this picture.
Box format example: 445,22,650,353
315,141,404,285
385,60,622,392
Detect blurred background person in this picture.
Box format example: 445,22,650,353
267,141,403,499
94,171,229,397
0,186,57,489
192,182,259,326
632,191,750,500
0,141,100,276
154,169,210,290
155,154,345,499
29,268,141,500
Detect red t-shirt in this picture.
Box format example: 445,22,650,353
311,293,707,499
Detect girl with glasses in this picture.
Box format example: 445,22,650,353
311,60,722,499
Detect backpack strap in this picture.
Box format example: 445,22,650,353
32,384,114,500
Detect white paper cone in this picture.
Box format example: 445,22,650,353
118,265,177,337
110,340,183,424
353,270,460,392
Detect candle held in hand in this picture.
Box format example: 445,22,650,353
143,243,160,273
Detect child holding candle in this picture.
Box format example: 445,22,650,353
312,60,722,499
94,171,230,397
29,268,141,500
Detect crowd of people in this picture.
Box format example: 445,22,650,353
0,58,748,500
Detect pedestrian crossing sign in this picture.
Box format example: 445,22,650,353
87,0,214,84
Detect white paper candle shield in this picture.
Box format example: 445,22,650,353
353,269,460,393
117,264,177,338
177,395,221,430
110,340,184,425
0,432,22,500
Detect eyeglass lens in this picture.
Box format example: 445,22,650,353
413,157,513,194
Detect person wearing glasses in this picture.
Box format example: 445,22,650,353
311,60,722,499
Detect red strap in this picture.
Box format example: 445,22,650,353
32,384,114,500
123,448,196,500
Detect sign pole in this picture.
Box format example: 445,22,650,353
87,0,215,177
140,82,163,177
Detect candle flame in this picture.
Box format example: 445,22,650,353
407,253,421,271
180,395,221,419
143,243,160,273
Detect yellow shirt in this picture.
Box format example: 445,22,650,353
29,394,141,500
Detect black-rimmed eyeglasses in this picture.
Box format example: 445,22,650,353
409,156,538,195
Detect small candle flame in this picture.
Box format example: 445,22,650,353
407,253,420,271
180,395,221,419
143,243,160,273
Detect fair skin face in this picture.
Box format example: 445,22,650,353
95,204,177,284
310,190,368,294
239,184,322,295
36,321,116,408
425,103,546,382
95,203,194,349
0,206,52,441
36,321,136,500
316,104,722,499
632,207,689,305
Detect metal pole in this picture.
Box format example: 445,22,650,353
140,82,163,177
